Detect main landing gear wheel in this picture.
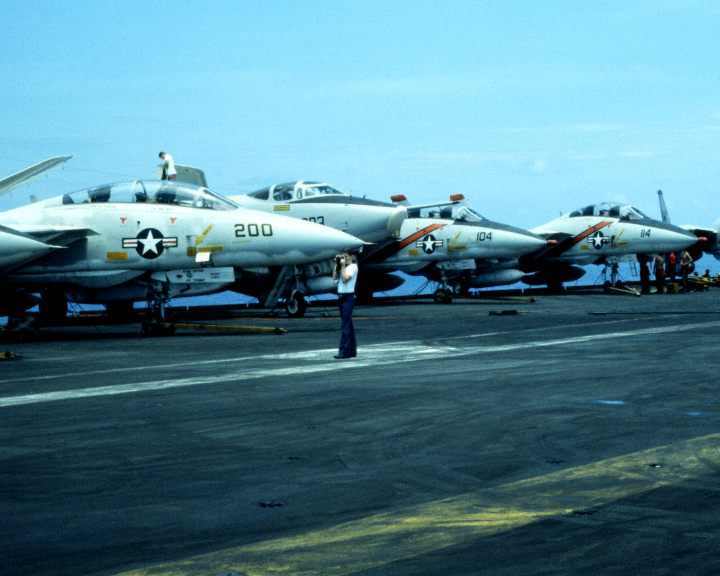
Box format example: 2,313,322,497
286,290,307,318
433,288,453,304
141,320,176,337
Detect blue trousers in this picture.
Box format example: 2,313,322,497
338,294,357,357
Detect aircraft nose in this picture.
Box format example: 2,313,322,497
659,225,699,252
490,223,546,254
292,218,364,259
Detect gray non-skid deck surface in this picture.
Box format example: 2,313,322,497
2,292,720,575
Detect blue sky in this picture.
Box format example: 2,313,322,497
1,0,718,230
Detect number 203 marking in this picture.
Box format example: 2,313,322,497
235,223,273,237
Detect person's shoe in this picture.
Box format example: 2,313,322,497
334,355,349,359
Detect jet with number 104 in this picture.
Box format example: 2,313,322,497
0,178,363,325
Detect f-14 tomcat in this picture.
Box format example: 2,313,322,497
225,179,411,315
463,201,699,291
0,178,363,329
360,202,547,302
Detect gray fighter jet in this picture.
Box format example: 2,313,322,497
0,176,362,330
226,180,409,314
463,200,699,291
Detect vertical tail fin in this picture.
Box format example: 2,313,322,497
657,189,671,224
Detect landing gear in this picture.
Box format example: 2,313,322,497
285,290,307,318
141,282,175,336
433,273,454,304
434,287,453,304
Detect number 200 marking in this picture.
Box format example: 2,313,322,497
235,223,273,237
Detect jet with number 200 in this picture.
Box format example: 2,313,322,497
0,179,363,324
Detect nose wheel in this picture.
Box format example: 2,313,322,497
285,290,307,318
141,281,175,336
433,288,453,304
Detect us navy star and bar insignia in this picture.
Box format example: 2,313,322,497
417,233,444,254
122,228,178,259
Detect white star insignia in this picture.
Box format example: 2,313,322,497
138,230,162,255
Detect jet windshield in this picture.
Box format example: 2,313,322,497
61,181,237,211
410,205,486,221
248,181,347,202
568,202,651,221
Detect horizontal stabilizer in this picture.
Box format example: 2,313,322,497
0,156,72,196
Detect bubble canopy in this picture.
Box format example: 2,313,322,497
60,180,237,211
248,181,346,202
568,202,651,221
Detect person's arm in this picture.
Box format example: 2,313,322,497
341,263,355,282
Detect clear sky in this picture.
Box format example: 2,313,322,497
1,1,718,229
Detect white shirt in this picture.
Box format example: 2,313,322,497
337,262,358,294
163,153,177,177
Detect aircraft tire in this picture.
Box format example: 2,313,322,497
286,290,307,318
434,288,453,304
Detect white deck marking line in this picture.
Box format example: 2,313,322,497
0,317,644,385
1,320,719,409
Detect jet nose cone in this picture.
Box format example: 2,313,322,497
486,221,546,255
662,226,699,252
291,218,364,260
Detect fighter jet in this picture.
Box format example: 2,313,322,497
465,201,699,291
224,180,410,314
361,201,547,302
0,178,363,330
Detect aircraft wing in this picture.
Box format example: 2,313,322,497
0,156,72,196
9,224,99,246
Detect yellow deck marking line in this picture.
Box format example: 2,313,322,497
115,433,720,575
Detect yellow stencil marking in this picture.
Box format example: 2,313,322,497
193,225,214,247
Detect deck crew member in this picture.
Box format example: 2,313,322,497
333,252,358,359
158,151,177,181
679,250,694,291
653,254,665,294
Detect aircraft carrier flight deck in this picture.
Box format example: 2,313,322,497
3,291,720,576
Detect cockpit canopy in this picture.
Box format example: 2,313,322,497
409,204,487,222
60,180,237,211
568,202,651,221
248,180,347,202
